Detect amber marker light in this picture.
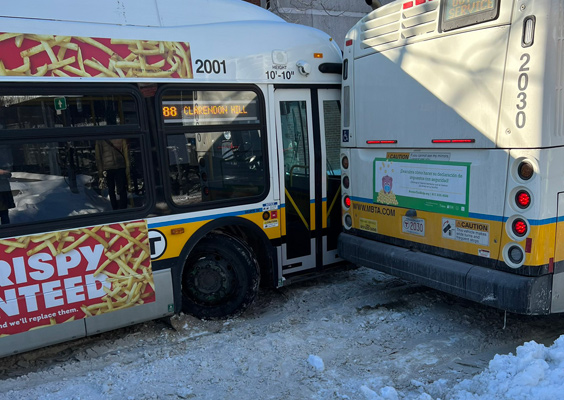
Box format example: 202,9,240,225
517,161,534,181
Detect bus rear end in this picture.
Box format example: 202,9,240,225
339,0,564,314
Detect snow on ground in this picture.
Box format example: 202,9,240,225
0,266,564,400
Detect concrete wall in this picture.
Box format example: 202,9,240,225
242,0,396,50
263,0,371,50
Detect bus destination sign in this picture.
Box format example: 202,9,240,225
442,0,498,31
162,100,259,125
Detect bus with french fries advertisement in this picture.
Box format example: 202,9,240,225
0,0,343,356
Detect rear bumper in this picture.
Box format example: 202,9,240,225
338,233,552,315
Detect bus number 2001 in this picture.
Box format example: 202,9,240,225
195,59,227,74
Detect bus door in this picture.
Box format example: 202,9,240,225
274,88,341,274
318,88,342,265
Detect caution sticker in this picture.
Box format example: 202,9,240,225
442,218,489,246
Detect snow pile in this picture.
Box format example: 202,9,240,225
445,337,564,400
0,268,564,399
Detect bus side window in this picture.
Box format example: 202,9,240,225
0,139,147,227
0,145,15,225
166,130,265,206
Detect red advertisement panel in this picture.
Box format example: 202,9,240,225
0,221,155,336
0,32,193,79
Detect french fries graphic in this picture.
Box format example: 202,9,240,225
0,33,193,78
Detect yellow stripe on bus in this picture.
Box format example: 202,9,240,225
350,199,560,267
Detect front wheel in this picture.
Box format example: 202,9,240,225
181,233,260,319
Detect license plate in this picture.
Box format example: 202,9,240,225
402,216,425,236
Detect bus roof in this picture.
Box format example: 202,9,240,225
0,0,341,84
1,0,284,27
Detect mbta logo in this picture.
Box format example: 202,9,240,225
148,229,167,260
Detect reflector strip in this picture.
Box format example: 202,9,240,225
345,39,353,46
416,0,425,4
550,257,554,274
403,1,414,9
432,139,475,143
525,237,532,253
366,140,398,144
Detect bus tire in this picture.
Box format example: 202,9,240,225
181,233,260,319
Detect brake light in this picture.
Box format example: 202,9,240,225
515,190,531,209
366,140,397,144
512,218,528,237
344,195,351,208
432,139,475,143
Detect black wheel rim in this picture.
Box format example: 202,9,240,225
184,253,237,305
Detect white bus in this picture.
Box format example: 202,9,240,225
339,0,564,314
0,0,343,356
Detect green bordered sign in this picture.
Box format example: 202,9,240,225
373,158,470,217
54,97,67,111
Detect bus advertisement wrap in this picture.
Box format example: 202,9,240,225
0,33,193,79
373,158,470,217
0,221,155,336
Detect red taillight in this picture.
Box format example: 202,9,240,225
344,196,351,208
515,190,531,209
432,139,475,143
512,219,528,237
366,140,397,144
345,39,353,47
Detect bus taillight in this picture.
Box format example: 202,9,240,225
512,218,528,237
341,155,349,170
342,175,350,189
343,195,351,209
507,245,525,265
517,160,534,181
343,213,352,230
515,190,531,209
